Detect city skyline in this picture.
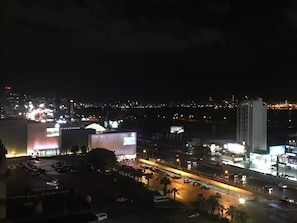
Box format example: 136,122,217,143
5,85,297,107
2,1,297,102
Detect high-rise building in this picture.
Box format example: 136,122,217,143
236,97,267,157
3,86,23,118
69,99,75,122
54,93,61,120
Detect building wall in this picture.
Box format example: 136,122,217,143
251,98,267,152
237,101,250,151
237,98,267,156
0,119,137,159
88,132,137,159
27,122,60,156
60,128,95,154
0,119,27,157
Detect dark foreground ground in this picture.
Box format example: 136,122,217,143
3,156,226,223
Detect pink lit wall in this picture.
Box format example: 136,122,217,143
27,122,60,155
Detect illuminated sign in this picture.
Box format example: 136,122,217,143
170,126,184,134
123,136,136,145
225,143,245,154
46,128,60,137
269,145,285,155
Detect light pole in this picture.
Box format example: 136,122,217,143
143,149,147,159
176,158,181,168
224,170,230,194
152,144,157,160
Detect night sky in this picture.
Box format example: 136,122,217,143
2,0,297,102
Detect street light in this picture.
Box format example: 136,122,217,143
176,158,181,168
239,197,245,204
224,170,230,194
143,149,147,159
152,144,157,160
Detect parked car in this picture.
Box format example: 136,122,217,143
188,212,200,218
201,185,210,190
30,169,40,175
46,179,59,189
70,168,78,173
171,175,181,179
95,212,108,221
279,196,295,204
192,181,201,186
116,197,129,202
263,185,273,194
278,182,288,189
183,177,192,183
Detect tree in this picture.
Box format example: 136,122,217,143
207,194,219,215
117,165,131,176
70,145,79,155
226,205,237,222
80,144,87,155
214,192,222,214
169,187,179,200
86,148,117,172
124,165,134,177
234,209,250,223
134,168,144,181
218,204,227,218
197,193,206,210
144,173,153,185
214,192,221,200
159,176,171,195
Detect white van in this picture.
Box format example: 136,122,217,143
153,195,171,203
95,212,108,221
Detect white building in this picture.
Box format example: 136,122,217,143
0,119,136,161
236,97,267,157
88,131,137,161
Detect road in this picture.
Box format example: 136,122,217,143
137,158,297,223
195,160,297,200
138,140,297,200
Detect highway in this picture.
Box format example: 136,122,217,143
139,158,253,200
192,159,297,201
137,158,297,223
138,143,297,202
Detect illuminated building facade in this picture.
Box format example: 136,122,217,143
88,131,137,161
27,122,61,157
0,119,27,157
0,120,136,160
236,97,267,157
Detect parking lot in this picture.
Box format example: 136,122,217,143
5,156,213,222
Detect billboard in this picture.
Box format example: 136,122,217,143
170,126,184,134
46,128,60,137
123,136,136,145
224,143,245,154
269,145,285,155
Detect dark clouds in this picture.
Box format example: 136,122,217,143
2,0,297,102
